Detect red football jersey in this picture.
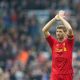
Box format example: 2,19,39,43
46,35,74,74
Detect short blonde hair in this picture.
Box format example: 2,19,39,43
56,25,67,33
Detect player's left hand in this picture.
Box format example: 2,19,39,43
55,14,60,20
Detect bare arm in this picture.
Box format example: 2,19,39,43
42,15,58,38
59,15,74,39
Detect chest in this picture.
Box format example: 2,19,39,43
52,42,70,57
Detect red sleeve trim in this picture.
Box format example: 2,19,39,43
67,35,74,40
46,35,55,48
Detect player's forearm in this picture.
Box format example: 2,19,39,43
59,16,73,35
59,16,72,30
42,18,56,32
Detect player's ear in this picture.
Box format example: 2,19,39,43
64,29,67,34
64,32,67,37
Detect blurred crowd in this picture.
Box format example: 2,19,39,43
0,0,80,80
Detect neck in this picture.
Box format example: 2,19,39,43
58,38,64,42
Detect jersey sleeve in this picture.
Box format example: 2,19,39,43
46,35,55,49
66,35,74,48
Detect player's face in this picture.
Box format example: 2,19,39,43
56,29,65,40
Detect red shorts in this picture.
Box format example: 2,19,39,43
50,74,73,80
